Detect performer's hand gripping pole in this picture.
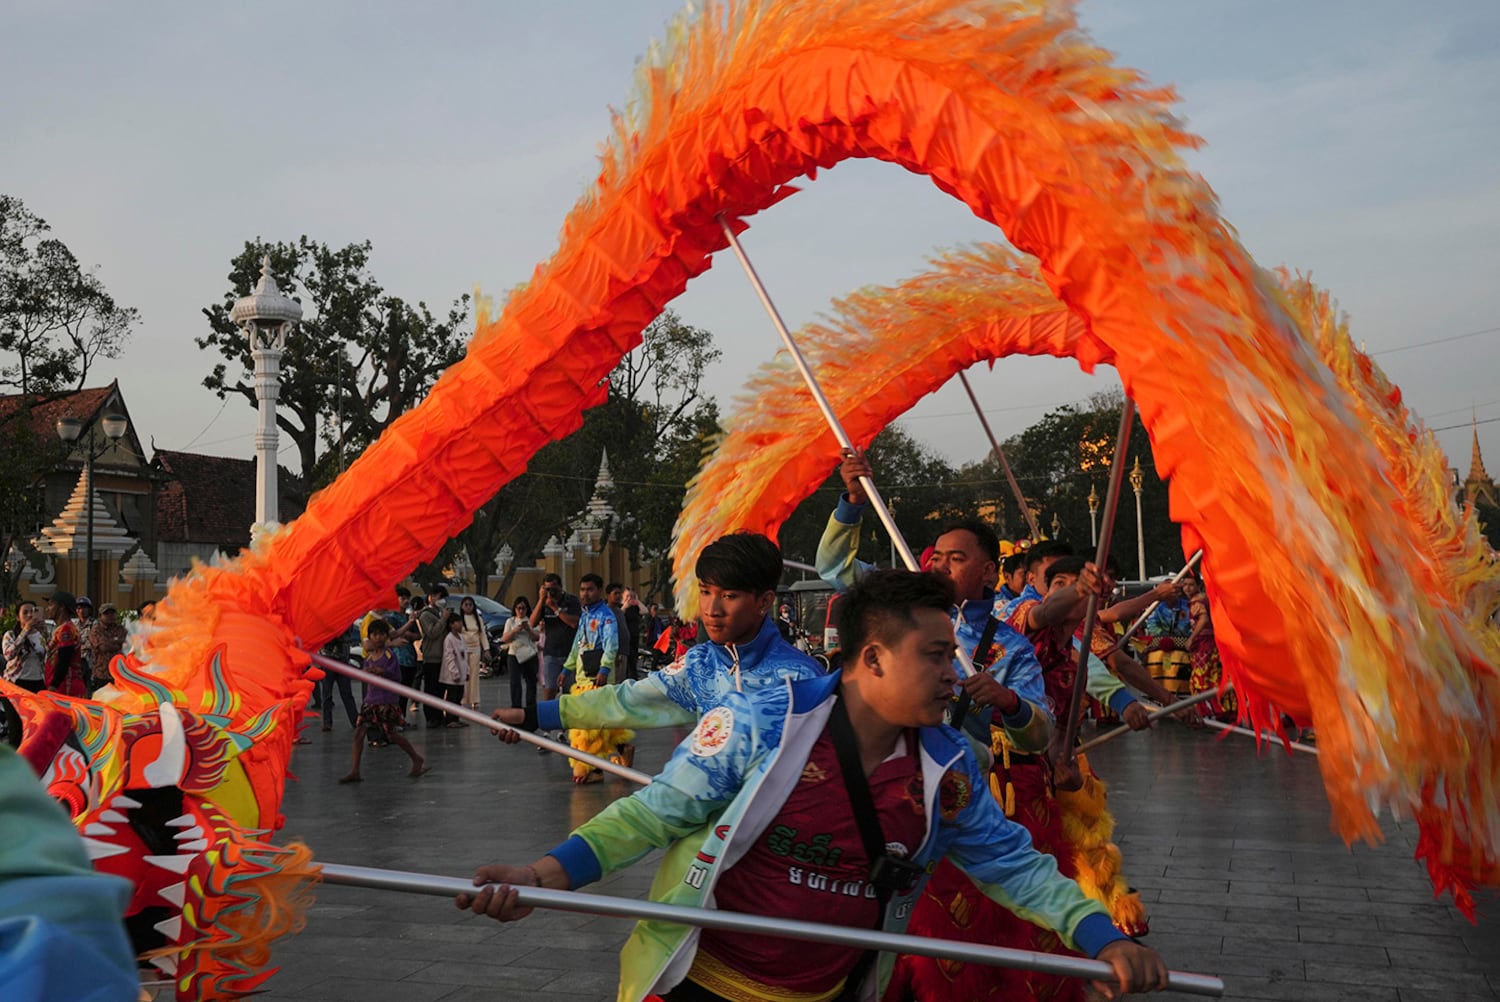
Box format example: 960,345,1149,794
319,863,1225,996
1107,549,1204,657
311,654,651,784
958,370,1041,542
1061,399,1135,756
715,214,974,678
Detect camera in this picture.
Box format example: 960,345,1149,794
868,854,926,896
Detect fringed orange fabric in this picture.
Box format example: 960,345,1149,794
672,243,1500,907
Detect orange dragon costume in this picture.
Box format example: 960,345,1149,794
6,1,1499,998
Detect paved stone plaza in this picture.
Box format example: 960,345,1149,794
257,677,1500,1002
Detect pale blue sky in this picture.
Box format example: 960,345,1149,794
5,0,1498,483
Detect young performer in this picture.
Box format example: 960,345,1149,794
459,571,1170,1002
491,532,822,744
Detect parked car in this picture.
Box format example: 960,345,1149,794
444,593,513,650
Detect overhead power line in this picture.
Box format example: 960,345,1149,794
1370,325,1500,356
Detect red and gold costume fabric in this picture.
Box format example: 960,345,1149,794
692,731,924,1002
45,620,84,697
1188,594,1236,721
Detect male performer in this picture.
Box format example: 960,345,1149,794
816,448,1051,754
459,571,1169,1002
493,532,821,742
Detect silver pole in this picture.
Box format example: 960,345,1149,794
318,862,1225,996
1075,684,1230,754
1203,718,1320,756
714,215,974,678
310,654,651,784
1061,400,1135,755
1107,550,1204,656
957,371,1041,541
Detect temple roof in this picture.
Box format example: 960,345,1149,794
153,450,305,550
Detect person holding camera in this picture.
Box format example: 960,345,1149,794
458,570,1168,1002
528,573,580,707
3,601,48,693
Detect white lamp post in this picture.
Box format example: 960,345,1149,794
55,411,129,602
231,258,302,528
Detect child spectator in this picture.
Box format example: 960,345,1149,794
438,612,469,728
339,620,427,783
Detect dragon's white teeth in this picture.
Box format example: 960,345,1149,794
81,836,130,860
158,882,186,907
178,839,210,852
143,853,194,874
173,826,206,842
150,954,179,976
83,822,115,837
99,809,129,823
165,814,196,828
153,916,183,941
110,794,142,810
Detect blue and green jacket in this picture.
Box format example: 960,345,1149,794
548,672,1124,1002
816,497,1052,752
538,614,821,732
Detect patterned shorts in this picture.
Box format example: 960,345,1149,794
358,703,402,734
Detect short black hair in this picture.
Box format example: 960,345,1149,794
580,573,604,589
1024,539,1073,572
1001,552,1028,577
367,618,392,637
935,520,1000,564
696,531,783,594
542,572,563,586
427,584,449,599
1045,555,1088,586
51,591,77,617
837,570,954,664
444,612,464,629
605,582,623,594
395,586,412,600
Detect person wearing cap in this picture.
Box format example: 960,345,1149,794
86,605,127,694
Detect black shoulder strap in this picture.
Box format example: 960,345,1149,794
950,612,1003,731
828,692,889,901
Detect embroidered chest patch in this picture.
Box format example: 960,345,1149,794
938,769,971,822
691,706,735,757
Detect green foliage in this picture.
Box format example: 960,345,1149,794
952,389,1182,575
198,237,470,490
777,425,961,567
0,411,67,607
0,195,137,395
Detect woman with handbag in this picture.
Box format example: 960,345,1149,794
502,596,540,710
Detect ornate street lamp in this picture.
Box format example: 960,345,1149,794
1087,482,1100,547
1128,455,1146,579
56,412,129,602
231,258,302,528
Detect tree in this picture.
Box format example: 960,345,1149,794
0,416,66,608
198,238,470,489
0,195,138,395
777,424,962,569
953,389,1182,575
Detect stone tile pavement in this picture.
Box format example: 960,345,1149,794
252,676,1500,1001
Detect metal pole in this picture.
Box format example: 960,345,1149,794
957,371,1040,541
1061,400,1135,757
1133,486,1146,580
310,654,651,784
715,216,915,571
1107,550,1204,657
1203,718,1319,756
714,215,974,679
1075,684,1230,754
319,862,1225,996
